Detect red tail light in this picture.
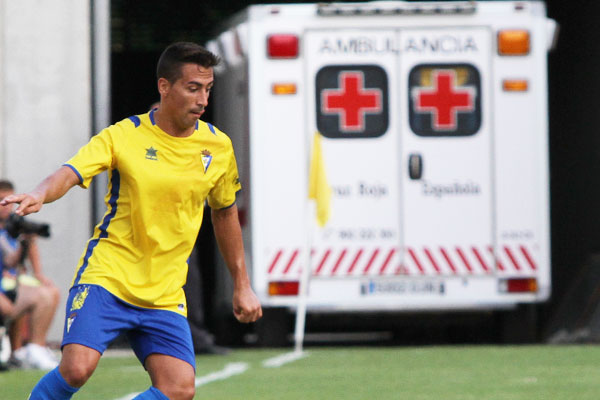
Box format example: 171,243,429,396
267,34,299,59
268,281,299,296
499,278,538,293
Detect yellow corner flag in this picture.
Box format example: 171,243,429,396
308,132,332,227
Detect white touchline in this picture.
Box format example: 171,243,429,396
115,392,141,400
262,350,308,368
194,362,249,387
114,362,249,400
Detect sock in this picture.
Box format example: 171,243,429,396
29,367,79,400
132,386,170,400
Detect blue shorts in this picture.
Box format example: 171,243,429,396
62,284,195,369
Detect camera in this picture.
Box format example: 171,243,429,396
5,213,51,238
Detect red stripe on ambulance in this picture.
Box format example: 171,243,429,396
472,247,490,273
520,245,537,270
455,247,473,273
331,249,348,275
440,247,458,274
424,247,442,274
407,248,426,274
362,248,380,275
283,249,299,274
379,248,396,274
315,249,331,275
503,246,521,271
347,249,364,274
268,250,283,274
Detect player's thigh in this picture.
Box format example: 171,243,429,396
145,353,195,399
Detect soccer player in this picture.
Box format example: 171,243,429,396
1,42,262,400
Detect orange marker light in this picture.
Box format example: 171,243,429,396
502,79,529,92
272,83,297,95
498,30,530,55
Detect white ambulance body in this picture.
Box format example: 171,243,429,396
208,1,556,325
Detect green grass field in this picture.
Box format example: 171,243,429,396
1,345,599,399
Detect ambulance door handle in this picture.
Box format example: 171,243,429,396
408,153,423,180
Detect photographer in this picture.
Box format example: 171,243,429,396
0,180,58,369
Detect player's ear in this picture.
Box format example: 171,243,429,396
157,77,171,97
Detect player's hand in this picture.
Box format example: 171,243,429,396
232,285,262,323
0,192,44,216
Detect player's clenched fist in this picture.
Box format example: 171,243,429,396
233,286,263,323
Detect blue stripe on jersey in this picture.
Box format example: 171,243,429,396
219,201,236,210
73,169,121,285
129,115,141,127
195,120,199,130
63,163,83,185
150,108,156,125
207,123,216,135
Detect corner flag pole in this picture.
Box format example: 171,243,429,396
294,132,331,353
293,218,312,353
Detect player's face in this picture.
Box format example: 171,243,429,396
0,189,14,222
163,63,214,129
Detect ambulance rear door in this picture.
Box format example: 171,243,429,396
399,27,496,297
299,28,404,307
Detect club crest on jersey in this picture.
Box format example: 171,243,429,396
145,146,158,161
70,286,89,311
201,149,213,173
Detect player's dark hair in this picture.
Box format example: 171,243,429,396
157,42,220,83
0,180,14,192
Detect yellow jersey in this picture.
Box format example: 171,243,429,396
64,110,241,315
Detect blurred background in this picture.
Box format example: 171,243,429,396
0,0,599,347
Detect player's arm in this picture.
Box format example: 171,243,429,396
0,165,80,216
211,203,262,323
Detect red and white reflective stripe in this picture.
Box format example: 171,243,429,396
519,245,537,270
266,244,538,277
331,249,348,274
403,245,537,275
379,248,397,274
346,249,364,274
267,247,400,277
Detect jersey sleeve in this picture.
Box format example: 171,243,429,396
63,127,115,189
207,145,242,209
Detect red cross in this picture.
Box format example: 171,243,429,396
413,70,475,130
322,71,382,132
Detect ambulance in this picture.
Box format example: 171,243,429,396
206,1,558,343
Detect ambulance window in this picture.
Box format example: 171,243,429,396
409,63,481,137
